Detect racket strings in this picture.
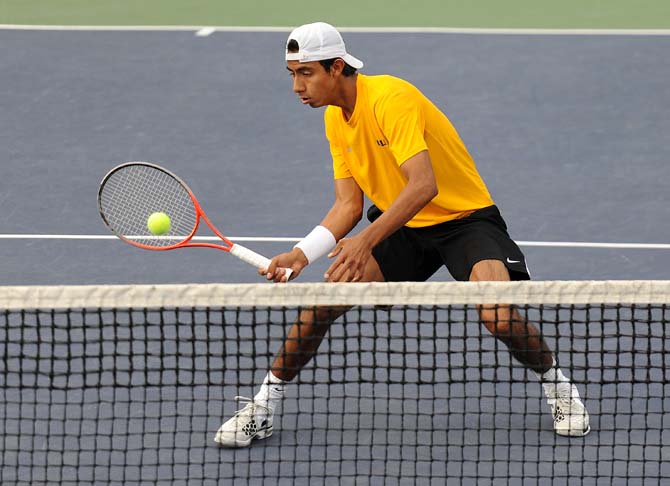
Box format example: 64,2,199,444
99,165,197,248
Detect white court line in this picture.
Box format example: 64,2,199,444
1,24,670,36
0,234,298,242
516,241,670,250
0,234,668,249
195,27,216,37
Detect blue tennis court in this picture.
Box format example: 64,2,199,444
1,29,669,284
1,26,669,486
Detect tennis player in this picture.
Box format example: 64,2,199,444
215,22,590,447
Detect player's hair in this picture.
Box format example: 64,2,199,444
287,39,357,77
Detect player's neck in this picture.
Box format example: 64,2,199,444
332,73,358,121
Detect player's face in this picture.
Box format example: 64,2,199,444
286,60,337,108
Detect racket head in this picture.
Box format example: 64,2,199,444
98,162,200,250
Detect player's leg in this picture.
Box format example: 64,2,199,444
470,259,553,373
214,206,443,447
270,306,350,381
214,256,385,448
430,206,589,436
213,307,349,448
470,259,590,437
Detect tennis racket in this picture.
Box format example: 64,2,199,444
98,161,292,279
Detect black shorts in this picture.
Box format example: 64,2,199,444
368,205,530,282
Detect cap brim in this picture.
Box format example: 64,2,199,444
343,53,364,70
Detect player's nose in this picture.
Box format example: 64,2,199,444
292,77,304,93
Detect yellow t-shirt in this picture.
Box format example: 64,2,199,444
325,74,494,228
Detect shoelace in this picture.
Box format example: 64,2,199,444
555,393,583,411
232,396,271,417
544,382,574,400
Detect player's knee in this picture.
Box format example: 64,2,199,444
477,304,514,337
313,305,350,323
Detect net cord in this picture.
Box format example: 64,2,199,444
1,280,669,310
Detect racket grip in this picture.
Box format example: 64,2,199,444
230,244,294,281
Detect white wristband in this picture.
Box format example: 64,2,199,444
294,225,336,264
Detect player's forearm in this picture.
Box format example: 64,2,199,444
290,196,362,268
361,186,437,247
359,176,437,248
359,150,437,247
319,199,363,240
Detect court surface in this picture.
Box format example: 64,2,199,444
1,21,669,486
1,29,669,285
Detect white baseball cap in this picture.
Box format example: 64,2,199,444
286,22,364,70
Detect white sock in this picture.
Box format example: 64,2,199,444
253,371,286,413
533,358,572,397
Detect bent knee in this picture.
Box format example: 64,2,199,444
477,304,515,336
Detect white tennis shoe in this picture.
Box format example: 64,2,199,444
545,382,591,436
214,396,274,448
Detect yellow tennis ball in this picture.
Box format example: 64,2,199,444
147,212,171,235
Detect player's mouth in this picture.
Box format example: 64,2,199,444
300,96,311,104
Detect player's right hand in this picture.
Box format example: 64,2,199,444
260,248,309,283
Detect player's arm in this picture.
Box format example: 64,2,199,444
356,149,436,247
319,176,364,240
263,177,363,282
325,149,437,281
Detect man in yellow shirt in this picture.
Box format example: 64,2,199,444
215,22,590,447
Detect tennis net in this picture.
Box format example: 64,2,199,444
1,281,668,486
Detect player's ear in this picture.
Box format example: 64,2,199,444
331,58,346,76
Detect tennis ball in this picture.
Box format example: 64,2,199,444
147,212,171,235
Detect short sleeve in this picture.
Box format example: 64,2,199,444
330,143,351,179
325,109,352,179
376,89,428,165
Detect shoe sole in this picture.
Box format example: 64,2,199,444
555,424,591,437
214,426,273,448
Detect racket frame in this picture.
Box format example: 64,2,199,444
98,162,290,277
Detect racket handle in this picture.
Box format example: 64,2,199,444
230,244,294,281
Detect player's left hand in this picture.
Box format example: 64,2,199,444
324,235,372,282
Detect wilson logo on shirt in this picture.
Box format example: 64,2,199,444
376,139,388,147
